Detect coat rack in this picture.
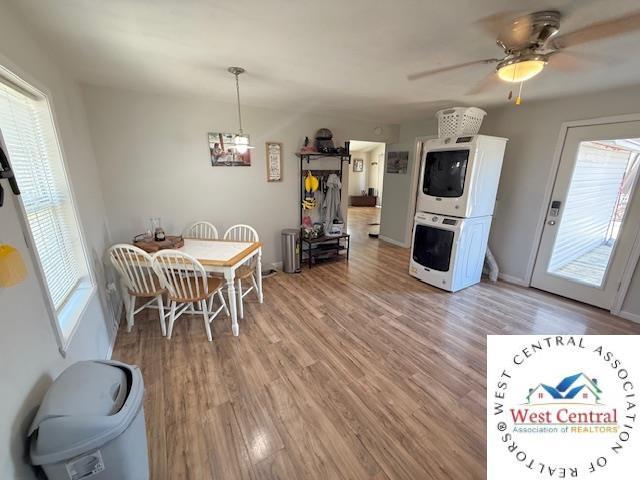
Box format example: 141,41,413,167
296,152,351,268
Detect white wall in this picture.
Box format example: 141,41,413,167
380,118,437,246
348,151,370,197
82,85,398,266
0,1,114,478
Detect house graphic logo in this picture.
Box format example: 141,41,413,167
526,372,602,405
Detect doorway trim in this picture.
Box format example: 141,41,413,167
401,135,436,247
527,113,640,317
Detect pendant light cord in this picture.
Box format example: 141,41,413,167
234,72,244,135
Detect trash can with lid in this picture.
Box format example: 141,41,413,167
281,228,300,273
29,360,148,480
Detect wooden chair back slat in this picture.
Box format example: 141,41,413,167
108,244,161,295
184,221,219,240
224,224,259,243
224,224,259,267
152,250,208,301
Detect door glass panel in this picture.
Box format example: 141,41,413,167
413,224,454,271
423,150,469,197
548,139,640,287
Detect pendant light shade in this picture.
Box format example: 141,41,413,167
234,134,250,154
228,67,253,152
0,244,27,287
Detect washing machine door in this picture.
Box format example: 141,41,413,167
412,224,454,271
422,149,470,198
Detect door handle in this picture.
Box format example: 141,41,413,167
547,220,556,226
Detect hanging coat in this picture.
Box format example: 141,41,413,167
321,173,343,230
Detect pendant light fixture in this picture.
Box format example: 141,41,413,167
228,66,253,154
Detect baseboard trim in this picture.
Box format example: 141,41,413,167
617,310,640,324
270,261,283,271
379,235,408,248
498,273,529,287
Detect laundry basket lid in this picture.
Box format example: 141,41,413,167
29,360,144,465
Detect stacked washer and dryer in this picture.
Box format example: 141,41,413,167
409,109,507,292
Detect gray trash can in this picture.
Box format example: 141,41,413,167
281,228,300,273
29,360,148,480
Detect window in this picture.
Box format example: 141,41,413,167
0,71,93,350
539,393,543,399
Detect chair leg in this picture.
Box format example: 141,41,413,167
126,294,135,332
237,279,244,319
156,295,166,336
250,274,259,301
201,299,212,342
167,301,177,339
218,289,229,316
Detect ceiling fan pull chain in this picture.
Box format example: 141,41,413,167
515,81,524,105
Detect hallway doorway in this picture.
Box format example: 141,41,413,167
348,140,385,208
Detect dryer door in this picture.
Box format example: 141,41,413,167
423,149,470,198
412,224,454,271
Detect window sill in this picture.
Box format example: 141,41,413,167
57,280,96,355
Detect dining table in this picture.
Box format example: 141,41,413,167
177,237,263,336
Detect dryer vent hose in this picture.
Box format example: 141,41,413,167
485,247,499,283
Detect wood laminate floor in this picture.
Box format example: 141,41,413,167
112,207,640,480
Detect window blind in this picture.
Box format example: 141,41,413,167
0,81,83,309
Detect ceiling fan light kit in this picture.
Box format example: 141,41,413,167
496,54,546,83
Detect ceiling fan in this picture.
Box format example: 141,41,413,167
407,9,640,96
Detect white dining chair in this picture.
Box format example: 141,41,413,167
223,224,260,319
151,250,229,341
183,221,219,240
108,244,167,335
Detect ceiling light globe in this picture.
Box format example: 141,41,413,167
497,59,546,83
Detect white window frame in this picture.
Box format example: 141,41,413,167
0,64,95,355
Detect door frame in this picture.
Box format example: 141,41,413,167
403,135,436,247
527,113,640,316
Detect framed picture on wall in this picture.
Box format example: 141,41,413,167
266,142,283,181
208,132,251,166
386,151,409,174
353,158,364,172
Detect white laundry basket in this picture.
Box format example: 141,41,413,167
436,107,486,138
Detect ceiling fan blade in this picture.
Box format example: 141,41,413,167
553,10,640,48
547,51,586,72
466,72,501,95
548,49,618,73
407,58,499,81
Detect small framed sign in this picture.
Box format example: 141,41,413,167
266,142,283,182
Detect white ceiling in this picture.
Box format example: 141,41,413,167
7,0,640,123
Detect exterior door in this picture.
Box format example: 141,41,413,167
531,121,640,309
